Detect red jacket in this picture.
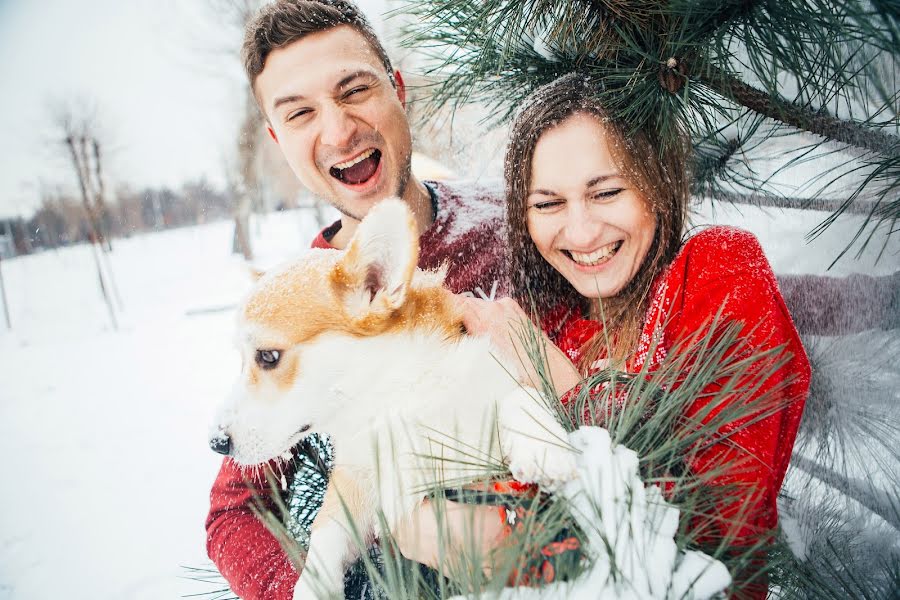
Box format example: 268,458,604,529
205,182,507,599
549,226,810,596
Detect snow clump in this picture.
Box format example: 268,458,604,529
452,427,731,600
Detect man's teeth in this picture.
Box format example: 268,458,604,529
570,241,622,266
333,149,375,170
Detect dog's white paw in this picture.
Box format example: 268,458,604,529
506,439,578,492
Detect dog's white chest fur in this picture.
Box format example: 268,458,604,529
292,330,575,599
304,330,543,490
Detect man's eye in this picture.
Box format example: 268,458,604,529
255,349,282,370
343,86,369,99
287,109,311,121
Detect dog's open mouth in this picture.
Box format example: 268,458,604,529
277,424,313,461
329,149,381,185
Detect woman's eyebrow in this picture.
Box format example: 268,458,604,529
586,173,621,187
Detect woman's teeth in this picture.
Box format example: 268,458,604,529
569,241,622,266
333,149,375,170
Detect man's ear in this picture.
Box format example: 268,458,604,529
394,70,407,108
336,198,418,319
267,126,278,143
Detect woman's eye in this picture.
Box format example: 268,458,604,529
592,189,623,201
531,200,563,212
255,349,282,370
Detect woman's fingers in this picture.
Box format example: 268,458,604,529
454,295,528,334
454,295,495,336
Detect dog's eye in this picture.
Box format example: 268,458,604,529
255,349,281,370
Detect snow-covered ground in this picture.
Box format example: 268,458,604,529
0,198,896,599
0,211,328,600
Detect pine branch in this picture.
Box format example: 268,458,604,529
711,190,879,216
699,65,900,158
790,454,900,533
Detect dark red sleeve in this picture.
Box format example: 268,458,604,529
206,459,298,599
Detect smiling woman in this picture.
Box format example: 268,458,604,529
449,73,811,598
506,75,690,364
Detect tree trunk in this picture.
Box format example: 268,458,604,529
65,136,107,250
76,136,109,250
232,213,253,261
91,139,113,252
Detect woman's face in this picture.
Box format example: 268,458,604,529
526,113,657,299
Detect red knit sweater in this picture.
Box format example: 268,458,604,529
548,226,810,597
205,181,507,599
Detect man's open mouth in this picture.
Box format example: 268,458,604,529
329,149,382,185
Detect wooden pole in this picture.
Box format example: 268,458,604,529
0,254,11,330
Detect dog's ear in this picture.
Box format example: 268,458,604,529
336,198,419,319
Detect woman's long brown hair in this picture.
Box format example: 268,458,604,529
505,73,691,371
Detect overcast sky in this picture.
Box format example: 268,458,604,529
0,0,385,218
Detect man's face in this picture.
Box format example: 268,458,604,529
256,26,413,220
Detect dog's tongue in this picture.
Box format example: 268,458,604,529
335,150,380,185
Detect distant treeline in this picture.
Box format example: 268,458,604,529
1,179,235,256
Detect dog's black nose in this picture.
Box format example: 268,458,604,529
209,432,231,456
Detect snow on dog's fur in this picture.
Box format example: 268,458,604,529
211,199,577,599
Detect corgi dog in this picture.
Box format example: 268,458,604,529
210,199,577,599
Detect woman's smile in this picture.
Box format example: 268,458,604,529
564,240,624,268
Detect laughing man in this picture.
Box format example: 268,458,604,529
205,2,509,598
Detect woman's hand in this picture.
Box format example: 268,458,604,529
392,498,508,578
453,295,581,396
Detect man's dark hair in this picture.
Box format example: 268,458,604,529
242,0,394,91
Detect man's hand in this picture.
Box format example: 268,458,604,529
454,295,581,396
392,498,508,578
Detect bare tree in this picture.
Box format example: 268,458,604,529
55,104,113,251
52,99,121,328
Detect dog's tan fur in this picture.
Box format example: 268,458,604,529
241,211,462,394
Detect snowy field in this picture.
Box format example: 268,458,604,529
0,196,896,599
